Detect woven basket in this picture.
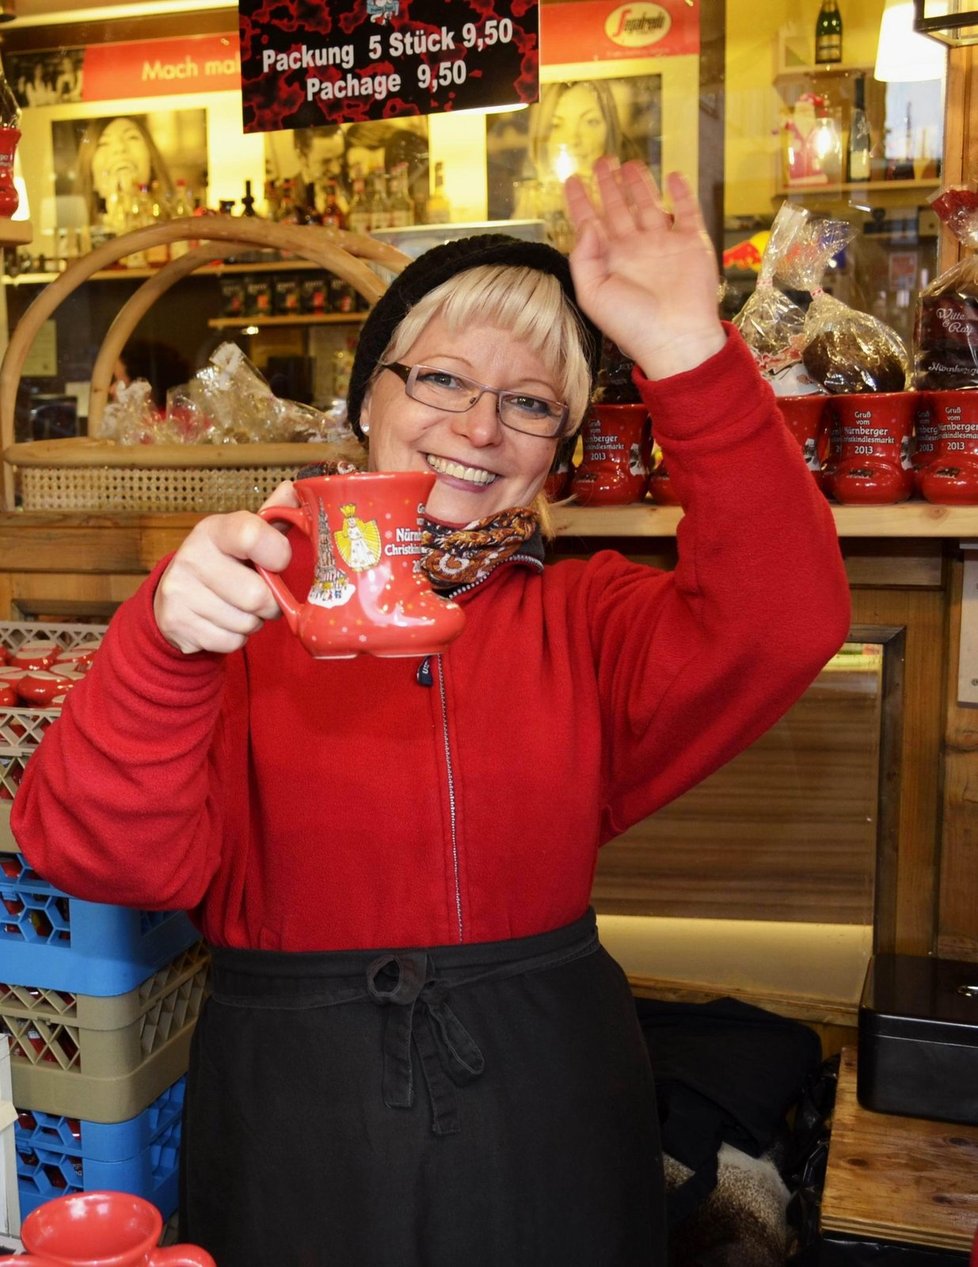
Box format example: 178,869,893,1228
0,218,408,512
6,438,368,513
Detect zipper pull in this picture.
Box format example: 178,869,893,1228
416,656,433,687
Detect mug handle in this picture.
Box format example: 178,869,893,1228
254,504,310,633
149,1247,218,1266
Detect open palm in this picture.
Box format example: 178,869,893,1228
565,157,725,380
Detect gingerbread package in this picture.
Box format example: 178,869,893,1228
914,185,978,390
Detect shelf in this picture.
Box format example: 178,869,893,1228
551,500,978,539
777,180,940,203
0,220,33,247
775,62,874,87
207,313,366,330
2,257,347,286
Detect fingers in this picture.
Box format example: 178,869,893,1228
153,512,292,655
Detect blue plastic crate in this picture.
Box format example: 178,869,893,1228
0,852,198,996
15,1076,185,1221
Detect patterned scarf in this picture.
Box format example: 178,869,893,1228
294,463,544,593
421,507,544,592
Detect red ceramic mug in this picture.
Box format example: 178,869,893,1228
571,403,651,506
256,471,466,660
917,388,978,505
823,392,916,504
20,1190,215,1266
777,394,829,489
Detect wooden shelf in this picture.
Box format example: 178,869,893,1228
2,257,350,286
552,500,978,539
0,220,32,247
207,313,366,330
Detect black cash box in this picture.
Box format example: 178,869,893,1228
857,952,978,1126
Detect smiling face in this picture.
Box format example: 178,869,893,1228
546,83,610,176
91,117,153,199
359,316,562,525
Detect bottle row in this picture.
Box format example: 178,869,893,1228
218,273,370,320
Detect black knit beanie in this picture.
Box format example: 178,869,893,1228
345,234,602,440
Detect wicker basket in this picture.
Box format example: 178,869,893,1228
0,218,408,512
5,437,368,513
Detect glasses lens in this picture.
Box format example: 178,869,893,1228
499,393,566,437
408,366,477,412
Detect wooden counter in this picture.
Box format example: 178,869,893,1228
822,1048,978,1253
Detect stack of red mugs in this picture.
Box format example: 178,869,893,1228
777,389,978,505
0,636,101,710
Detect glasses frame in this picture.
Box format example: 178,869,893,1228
381,361,570,439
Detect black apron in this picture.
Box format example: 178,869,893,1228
181,910,666,1266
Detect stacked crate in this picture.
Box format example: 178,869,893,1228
0,620,205,1234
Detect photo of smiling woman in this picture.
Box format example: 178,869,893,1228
486,74,661,221
52,109,208,234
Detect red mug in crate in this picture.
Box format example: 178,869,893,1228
917,389,978,505
11,640,60,671
20,1190,216,1265
256,471,465,659
822,392,916,505
570,403,651,506
777,394,829,489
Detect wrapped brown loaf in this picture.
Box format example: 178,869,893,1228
914,186,978,390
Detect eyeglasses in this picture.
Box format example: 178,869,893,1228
381,362,569,439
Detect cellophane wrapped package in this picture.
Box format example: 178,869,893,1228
914,185,978,389
732,201,811,394
104,343,353,445
789,220,909,394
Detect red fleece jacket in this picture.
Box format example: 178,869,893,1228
12,330,850,950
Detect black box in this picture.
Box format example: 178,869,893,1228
858,953,978,1125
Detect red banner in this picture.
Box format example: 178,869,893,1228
82,35,241,101
540,0,699,64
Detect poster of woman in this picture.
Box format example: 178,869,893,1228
486,73,662,222
51,109,208,231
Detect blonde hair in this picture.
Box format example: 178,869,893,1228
371,264,593,433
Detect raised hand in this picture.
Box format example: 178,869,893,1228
565,157,726,380
153,482,296,655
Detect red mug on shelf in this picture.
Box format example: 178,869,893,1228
822,392,916,505
570,403,651,506
20,1190,216,1266
777,394,829,489
917,388,978,505
256,471,465,660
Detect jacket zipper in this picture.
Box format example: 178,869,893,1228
415,556,544,942
435,654,464,943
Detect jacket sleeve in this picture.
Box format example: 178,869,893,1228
10,561,244,911
580,325,851,842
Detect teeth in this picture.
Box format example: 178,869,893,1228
426,454,496,485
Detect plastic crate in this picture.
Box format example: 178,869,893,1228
0,619,107,855
15,1076,184,1221
0,851,197,997
2,942,208,1122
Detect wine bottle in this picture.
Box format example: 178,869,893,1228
425,162,451,225
847,76,871,183
814,0,843,65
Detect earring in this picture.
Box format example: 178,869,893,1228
360,419,370,435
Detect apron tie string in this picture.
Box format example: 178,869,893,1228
367,951,485,1136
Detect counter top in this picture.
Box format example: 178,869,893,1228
2,500,978,542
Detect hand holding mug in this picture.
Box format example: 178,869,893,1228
154,483,296,656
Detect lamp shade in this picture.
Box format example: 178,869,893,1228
914,0,978,46
876,0,947,79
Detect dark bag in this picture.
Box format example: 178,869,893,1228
634,996,823,1227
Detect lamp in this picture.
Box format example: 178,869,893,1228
913,0,978,46
875,0,947,79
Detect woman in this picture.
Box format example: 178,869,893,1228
75,115,175,231
12,160,850,1266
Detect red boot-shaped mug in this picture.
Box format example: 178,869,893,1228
571,402,651,506
823,392,915,505
917,389,978,505
257,471,465,659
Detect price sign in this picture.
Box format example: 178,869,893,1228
238,0,539,134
